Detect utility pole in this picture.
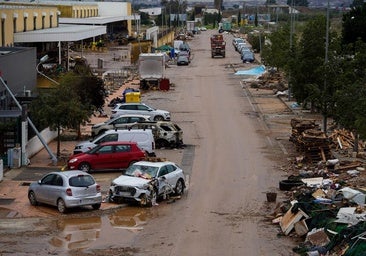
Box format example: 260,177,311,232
323,0,330,133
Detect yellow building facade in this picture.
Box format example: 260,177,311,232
0,5,59,46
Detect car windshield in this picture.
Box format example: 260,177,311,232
125,164,159,179
69,175,95,187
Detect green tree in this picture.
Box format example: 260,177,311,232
342,3,366,47
290,15,327,107
30,64,106,156
261,25,292,70
334,40,366,142
238,11,241,26
30,81,90,157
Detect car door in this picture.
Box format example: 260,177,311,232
114,144,133,169
136,104,151,115
112,116,130,129
36,173,63,205
91,145,115,170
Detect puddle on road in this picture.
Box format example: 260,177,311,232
49,207,151,251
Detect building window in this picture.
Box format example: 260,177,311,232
1,19,5,46
13,18,17,33
42,16,45,29
23,17,27,32
50,15,53,27
33,16,36,30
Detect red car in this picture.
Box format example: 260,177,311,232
67,141,146,172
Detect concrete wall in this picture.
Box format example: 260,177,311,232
26,127,57,158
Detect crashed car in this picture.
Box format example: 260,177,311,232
109,161,186,207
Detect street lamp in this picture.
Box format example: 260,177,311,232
36,55,60,85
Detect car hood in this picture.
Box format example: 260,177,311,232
112,175,152,187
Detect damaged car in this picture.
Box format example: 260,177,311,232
109,161,186,207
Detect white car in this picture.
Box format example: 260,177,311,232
109,161,186,207
91,114,151,137
110,103,171,121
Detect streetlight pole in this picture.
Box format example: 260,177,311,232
323,0,330,133
36,55,60,85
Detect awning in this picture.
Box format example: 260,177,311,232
59,15,139,25
14,24,107,43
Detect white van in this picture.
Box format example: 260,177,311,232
73,129,155,156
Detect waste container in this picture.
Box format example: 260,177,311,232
125,92,141,103
159,78,170,91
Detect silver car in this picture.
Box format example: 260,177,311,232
110,103,171,121
28,170,102,213
91,114,151,137
109,161,186,207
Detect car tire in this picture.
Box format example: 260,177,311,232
140,190,157,207
28,191,38,206
78,162,91,172
57,199,67,213
154,115,164,121
279,179,304,191
175,179,185,195
156,139,169,149
92,203,101,210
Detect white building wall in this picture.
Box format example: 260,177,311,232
97,2,129,16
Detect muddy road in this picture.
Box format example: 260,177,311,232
0,30,298,255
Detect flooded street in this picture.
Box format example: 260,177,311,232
0,30,298,255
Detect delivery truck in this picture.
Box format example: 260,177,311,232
138,53,167,90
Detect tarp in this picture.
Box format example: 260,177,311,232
234,65,266,76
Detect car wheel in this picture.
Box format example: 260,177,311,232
140,190,157,207
154,115,164,121
78,162,91,172
57,199,67,213
156,139,169,149
92,203,101,210
175,179,185,195
28,191,38,206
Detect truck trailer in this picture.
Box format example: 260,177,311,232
210,34,226,58
138,53,166,89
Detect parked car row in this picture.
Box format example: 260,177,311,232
28,93,187,212
232,37,255,63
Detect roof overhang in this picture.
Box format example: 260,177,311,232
14,24,106,43
59,15,139,25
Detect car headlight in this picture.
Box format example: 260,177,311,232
69,158,78,163
74,146,81,150
110,182,116,186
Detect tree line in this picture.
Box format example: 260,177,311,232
260,2,366,150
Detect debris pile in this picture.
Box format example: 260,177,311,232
272,176,366,256
290,119,332,163
250,69,288,92
269,118,366,255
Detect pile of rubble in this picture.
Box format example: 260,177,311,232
270,119,366,255
250,69,288,92
289,119,332,163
